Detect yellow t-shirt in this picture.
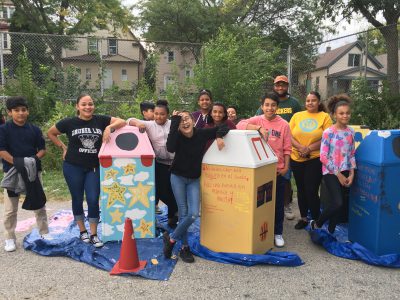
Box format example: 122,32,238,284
289,111,332,162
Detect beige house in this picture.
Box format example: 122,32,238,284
155,45,197,95
62,29,146,90
299,41,386,100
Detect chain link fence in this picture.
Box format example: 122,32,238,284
0,24,398,115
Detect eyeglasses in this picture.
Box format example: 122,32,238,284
180,117,191,123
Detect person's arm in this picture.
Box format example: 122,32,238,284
47,125,67,160
320,130,335,173
127,117,148,133
279,124,292,176
0,150,14,164
237,117,268,141
103,117,126,143
35,149,46,159
278,154,290,176
166,113,181,153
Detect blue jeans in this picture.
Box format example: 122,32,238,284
275,175,287,235
170,174,200,246
63,161,100,224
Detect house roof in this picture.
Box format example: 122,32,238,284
62,54,139,63
314,41,383,71
327,66,386,79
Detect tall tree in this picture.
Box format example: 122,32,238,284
9,0,134,67
316,0,400,95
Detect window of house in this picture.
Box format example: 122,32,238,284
88,38,98,53
8,7,14,19
85,68,92,80
1,7,6,19
185,69,192,78
2,33,8,49
121,69,128,81
348,54,361,67
167,51,175,63
164,74,175,90
315,76,320,92
108,39,117,55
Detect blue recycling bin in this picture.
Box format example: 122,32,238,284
349,130,400,255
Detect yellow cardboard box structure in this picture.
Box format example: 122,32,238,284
350,125,370,149
200,130,278,254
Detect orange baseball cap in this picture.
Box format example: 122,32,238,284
274,75,289,84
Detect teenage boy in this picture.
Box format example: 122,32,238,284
140,101,155,121
0,96,50,252
256,76,302,220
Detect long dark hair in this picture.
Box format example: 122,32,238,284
308,91,326,112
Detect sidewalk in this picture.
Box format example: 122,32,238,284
0,199,399,299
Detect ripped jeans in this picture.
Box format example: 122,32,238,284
170,174,200,246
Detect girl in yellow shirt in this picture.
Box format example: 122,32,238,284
289,91,332,229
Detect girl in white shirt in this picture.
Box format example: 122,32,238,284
127,100,178,227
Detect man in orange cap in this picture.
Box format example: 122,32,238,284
255,75,302,221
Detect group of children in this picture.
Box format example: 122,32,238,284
0,80,356,264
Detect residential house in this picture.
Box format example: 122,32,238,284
62,28,146,91
155,44,197,95
299,41,386,100
375,50,400,75
0,0,15,85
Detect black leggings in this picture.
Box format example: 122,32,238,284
291,157,322,220
155,161,178,218
316,171,350,228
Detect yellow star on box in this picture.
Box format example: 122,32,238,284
109,208,124,224
135,219,153,237
122,163,136,175
104,168,119,180
127,182,152,208
103,182,126,208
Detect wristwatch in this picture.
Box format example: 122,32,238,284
110,127,115,133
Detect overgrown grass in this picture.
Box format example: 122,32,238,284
0,168,70,202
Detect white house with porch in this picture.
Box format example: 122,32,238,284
299,41,386,100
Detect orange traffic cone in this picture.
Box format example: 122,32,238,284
110,218,147,275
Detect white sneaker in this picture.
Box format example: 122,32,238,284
284,203,295,220
4,239,16,252
274,235,285,248
90,235,104,248
41,233,53,240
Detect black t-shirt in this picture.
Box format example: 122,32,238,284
0,121,46,172
56,115,111,169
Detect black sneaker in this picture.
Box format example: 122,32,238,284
168,216,178,228
294,219,308,230
90,234,104,248
80,231,90,243
328,221,337,234
163,232,175,258
179,246,195,263
310,220,317,230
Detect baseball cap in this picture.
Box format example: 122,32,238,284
274,75,289,84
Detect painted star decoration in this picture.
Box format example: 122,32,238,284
103,182,126,208
109,208,124,224
135,219,153,237
122,163,136,175
104,168,119,180
127,182,152,208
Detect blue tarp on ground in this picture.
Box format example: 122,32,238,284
309,223,400,268
24,207,303,281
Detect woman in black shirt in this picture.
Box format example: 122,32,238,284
47,94,125,247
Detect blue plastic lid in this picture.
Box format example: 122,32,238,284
356,130,400,166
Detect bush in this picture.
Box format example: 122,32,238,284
350,78,400,129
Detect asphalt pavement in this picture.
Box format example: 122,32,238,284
0,200,399,300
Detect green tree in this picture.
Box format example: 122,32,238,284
194,27,283,117
316,0,400,95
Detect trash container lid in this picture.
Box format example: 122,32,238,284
202,130,278,168
356,130,400,166
98,126,155,158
